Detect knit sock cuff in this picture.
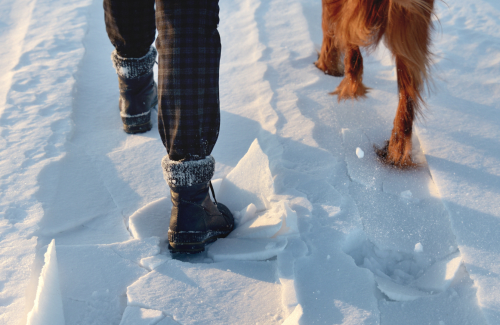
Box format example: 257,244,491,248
111,46,157,79
162,156,215,187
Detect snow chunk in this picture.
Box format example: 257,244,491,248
236,203,258,226
207,238,287,261
414,242,423,253
218,139,274,212
341,129,379,188
282,304,303,325
356,147,364,158
26,240,65,325
414,252,462,293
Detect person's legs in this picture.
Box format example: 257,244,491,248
104,0,158,133
155,0,221,161
155,0,233,253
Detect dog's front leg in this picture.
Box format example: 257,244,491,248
332,46,369,100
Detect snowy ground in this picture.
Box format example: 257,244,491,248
1,0,499,324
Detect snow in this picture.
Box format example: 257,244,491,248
217,138,274,212
126,259,285,325
414,242,423,253
118,306,164,325
1,0,499,323
26,240,65,325
356,147,365,158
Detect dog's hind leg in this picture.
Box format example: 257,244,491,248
315,0,344,76
375,0,433,168
332,46,369,100
375,57,419,167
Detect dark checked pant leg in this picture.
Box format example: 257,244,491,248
104,0,221,161
155,0,221,161
103,0,156,58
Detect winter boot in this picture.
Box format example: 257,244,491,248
111,46,158,134
162,156,234,253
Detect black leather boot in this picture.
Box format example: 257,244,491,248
162,156,234,253
112,47,158,134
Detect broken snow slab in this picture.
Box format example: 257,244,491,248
127,259,284,325
229,200,299,239
26,240,65,325
413,252,462,293
52,240,158,325
119,306,164,325
379,264,489,325
207,237,287,261
129,197,171,240
217,138,274,212
375,275,430,301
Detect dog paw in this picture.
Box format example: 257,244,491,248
314,60,344,77
374,141,418,169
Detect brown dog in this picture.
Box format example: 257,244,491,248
315,0,435,167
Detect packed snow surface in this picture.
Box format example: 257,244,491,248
0,0,499,324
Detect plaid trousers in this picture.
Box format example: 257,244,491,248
104,0,221,161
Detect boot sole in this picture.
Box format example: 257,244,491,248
122,99,157,134
123,121,152,134
168,230,231,254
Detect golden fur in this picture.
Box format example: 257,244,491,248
315,0,435,167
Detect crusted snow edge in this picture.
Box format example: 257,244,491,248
111,46,157,79
162,155,215,187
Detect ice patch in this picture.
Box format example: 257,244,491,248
26,240,65,325
119,306,164,325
